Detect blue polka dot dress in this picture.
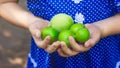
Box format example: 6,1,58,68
27,0,120,68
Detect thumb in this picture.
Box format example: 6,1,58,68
29,26,41,38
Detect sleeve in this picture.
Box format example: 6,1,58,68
114,0,120,12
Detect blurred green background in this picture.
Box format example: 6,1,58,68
0,0,31,68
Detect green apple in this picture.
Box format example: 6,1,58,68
50,13,74,32
41,27,59,43
58,30,74,47
76,28,90,43
70,23,84,34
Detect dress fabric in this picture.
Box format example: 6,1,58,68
27,0,120,68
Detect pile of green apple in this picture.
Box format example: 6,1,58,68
41,13,90,47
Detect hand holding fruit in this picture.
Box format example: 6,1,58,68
41,13,102,57
49,13,91,46
28,18,61,53
84,24,102,47
58,24,102,57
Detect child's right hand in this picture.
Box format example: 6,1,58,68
28,18,61,53
57,24,102,57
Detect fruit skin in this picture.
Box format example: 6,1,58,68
76,28,90,43
41,27,59,43
58,30,74,47
70,23,84,34
50,13,74,32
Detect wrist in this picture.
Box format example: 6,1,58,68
26,15,44,29
93,21,105,38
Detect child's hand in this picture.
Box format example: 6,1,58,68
57,24,102,57
28,18,61,53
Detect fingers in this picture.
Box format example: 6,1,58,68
38,36,51,48
29,23,52,49
57,42,79,57
84,37,99,48
29,26,41,38
84,30,100,48
84,23,101,47
57,36,91,57
57,48,69,57
33,36,51,49
45,41,61,53
28,20,62,53
28,20,49,38
60,42,79,56
69,36,90,52
84,38,93,47
34,36,61,53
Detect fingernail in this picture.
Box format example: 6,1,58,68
85,43,89,47
47,36,51,41
69,37,72,41
61,44,64,47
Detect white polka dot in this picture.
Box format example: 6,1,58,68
72,0,83,4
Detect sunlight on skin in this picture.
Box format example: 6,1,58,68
8,57,27,68
8,57,23,65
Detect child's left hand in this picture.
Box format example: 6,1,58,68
57,24,102,57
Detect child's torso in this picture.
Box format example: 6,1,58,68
27,0,120,68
